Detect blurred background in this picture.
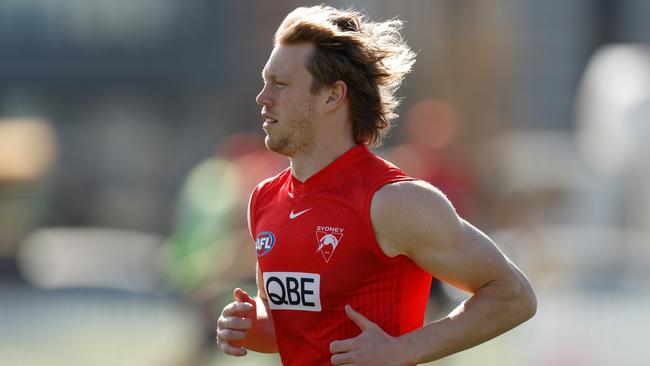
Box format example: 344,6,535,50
0,0,649,365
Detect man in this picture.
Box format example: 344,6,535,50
217,6,536,366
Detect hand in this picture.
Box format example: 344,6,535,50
329,305,411,366
216,288,257,356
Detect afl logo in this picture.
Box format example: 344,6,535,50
256,231,276,257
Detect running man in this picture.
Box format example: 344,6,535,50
217,6,536,365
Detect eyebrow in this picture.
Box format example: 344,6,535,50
261,70,288,82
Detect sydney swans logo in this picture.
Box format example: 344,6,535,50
315,226,343,263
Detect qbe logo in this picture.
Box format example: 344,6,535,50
263,272,321,312
256,231,276,257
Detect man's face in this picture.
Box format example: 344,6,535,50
256,43,322,157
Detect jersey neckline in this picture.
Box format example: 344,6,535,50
290,144,368,191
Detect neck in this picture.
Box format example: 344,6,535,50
289,136,356,182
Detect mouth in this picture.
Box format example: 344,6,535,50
262,113,278,128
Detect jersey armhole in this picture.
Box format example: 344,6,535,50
248,185,262,240
361,176,418,261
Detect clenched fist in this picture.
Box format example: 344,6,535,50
216,288,257,356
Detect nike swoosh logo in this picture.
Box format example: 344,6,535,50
289,208,311,219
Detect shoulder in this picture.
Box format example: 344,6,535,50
248,168,291,233
372,180,457,220
259,167,291,188
251,168,291,198
370,180,462,257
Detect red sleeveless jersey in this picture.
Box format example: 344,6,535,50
249,145,432,366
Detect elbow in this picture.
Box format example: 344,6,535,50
521,284,537,321
493,272,536,326
511,276,537,323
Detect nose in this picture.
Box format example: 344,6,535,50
256,84,273,107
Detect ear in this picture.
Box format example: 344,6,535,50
324,80,347,111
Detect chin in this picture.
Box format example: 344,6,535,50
265,137,290,156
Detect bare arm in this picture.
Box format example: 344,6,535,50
244,186,278,353
216,267,278,355
243,264,278,352
216,191,278,356
372,180,536,364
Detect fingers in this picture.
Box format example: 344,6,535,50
330,305,376,354
216,319,249,357
330,338,355,354
216,313,252,356
234,288,256,305
221,300,255,318
217,337,247,357
344,304,376,331
330,351,355,365
216,290,258,357
217,328,246,343
217,315,253,331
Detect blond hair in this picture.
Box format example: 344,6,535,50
274,6,415,145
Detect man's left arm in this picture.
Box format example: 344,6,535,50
329,180,536,365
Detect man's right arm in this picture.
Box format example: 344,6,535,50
216,263,278,355
216,184,278,356
242,264,278,353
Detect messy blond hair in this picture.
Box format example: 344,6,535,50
274,5,415,146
